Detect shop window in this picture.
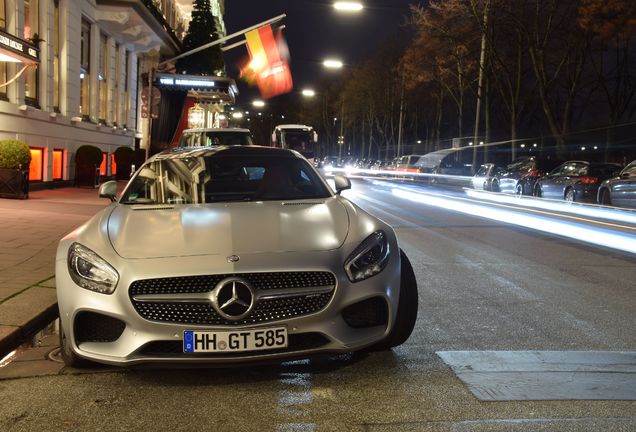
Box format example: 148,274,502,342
111,154,117,175
100,153,107,176
52,149,63,180
29,148,43,181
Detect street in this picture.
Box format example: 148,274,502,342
1,178,635,431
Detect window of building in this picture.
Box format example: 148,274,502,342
29,148,44,181
114,43,120,126
99,33,108,123
52,149,64,180
80,19,91,118
24,0,39,106
100,152,107,176
53,0,60,111
0,0,5,30
123,51,129,127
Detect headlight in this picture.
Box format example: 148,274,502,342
67,243,119,294
344,231,390,282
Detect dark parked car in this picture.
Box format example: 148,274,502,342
534,161,621,202
597,160,636,208
493,156,563,195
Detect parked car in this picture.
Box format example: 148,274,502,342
394,155,423,173
493,156,563,195
178,128,254,147
472,163,501,191
534,161,621,202
56,146,418,367
597,159,636,208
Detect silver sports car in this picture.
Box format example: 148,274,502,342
56,146,418,367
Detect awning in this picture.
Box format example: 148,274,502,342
0,29,39,64
154,74,238,104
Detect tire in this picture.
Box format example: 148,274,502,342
515,183,524,196
599,189,612,206
491,180,500,193
373,249,418,350
534,184,543,198
59,321,91,368
564,187,575,202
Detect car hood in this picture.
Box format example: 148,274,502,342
107,198,349,259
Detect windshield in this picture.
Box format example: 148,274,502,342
282,131,313,153
179,131,254,147
120,154,331,205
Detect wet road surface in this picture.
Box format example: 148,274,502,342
1,178,635,431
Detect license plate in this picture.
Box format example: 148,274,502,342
183,327,288,353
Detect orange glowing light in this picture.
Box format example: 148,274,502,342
111,154,117,176
29,148,43,181
52,149,63,180
100,153,107,176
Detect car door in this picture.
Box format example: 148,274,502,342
557,162,587,199
611,162,636,208
540,163,565,198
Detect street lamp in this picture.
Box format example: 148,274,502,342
334,2,364,12
323,59,344,69
302,89,316,97
232,112,244,119
253,100,265,108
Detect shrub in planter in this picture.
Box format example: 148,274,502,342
75,145,103,187
0,139,31,199
114,146,134,179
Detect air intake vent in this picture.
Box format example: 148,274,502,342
74,312,126,344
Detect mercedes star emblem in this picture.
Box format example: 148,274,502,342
212,278,255,321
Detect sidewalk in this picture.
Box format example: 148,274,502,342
0,187,110,357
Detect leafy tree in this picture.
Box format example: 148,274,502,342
176,0,225,75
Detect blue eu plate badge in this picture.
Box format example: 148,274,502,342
183,331,194,353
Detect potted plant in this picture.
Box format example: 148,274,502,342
114,146,135,180
75,145,103,188
0,139,31,199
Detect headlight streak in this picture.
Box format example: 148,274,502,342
324,166,472,184
465,188,636,225
391,189,636,255
68,243,120,294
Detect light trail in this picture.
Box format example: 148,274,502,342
391,188,636,255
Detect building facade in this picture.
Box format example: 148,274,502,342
0,0,205,187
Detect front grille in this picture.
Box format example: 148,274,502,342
74,312,126,344
137,332,330,357
129,272,336,296
130,272,336,326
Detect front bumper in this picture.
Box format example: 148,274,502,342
56,249,401,366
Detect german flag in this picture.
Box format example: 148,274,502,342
244,25,293,98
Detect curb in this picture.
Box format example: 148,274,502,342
0,303,59,359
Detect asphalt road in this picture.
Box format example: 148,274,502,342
1,178,636,431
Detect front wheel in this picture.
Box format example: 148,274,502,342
373,249,418,350
59,321,91,368
564,187,576,202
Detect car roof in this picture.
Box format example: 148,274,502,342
182,128,251,133
151,145,303,162
274,124,314,130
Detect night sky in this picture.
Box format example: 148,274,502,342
223,0,420,107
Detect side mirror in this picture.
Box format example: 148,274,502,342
333,175,351,195
99,180,118,202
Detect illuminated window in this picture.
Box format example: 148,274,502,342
24,0,39,105
29,148,43,181
100,153,107,176
80,19,91,117
99,33,108,122
111,154,117,175
53,0,60,110
52,149,63,180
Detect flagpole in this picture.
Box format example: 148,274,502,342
157,14,287,69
